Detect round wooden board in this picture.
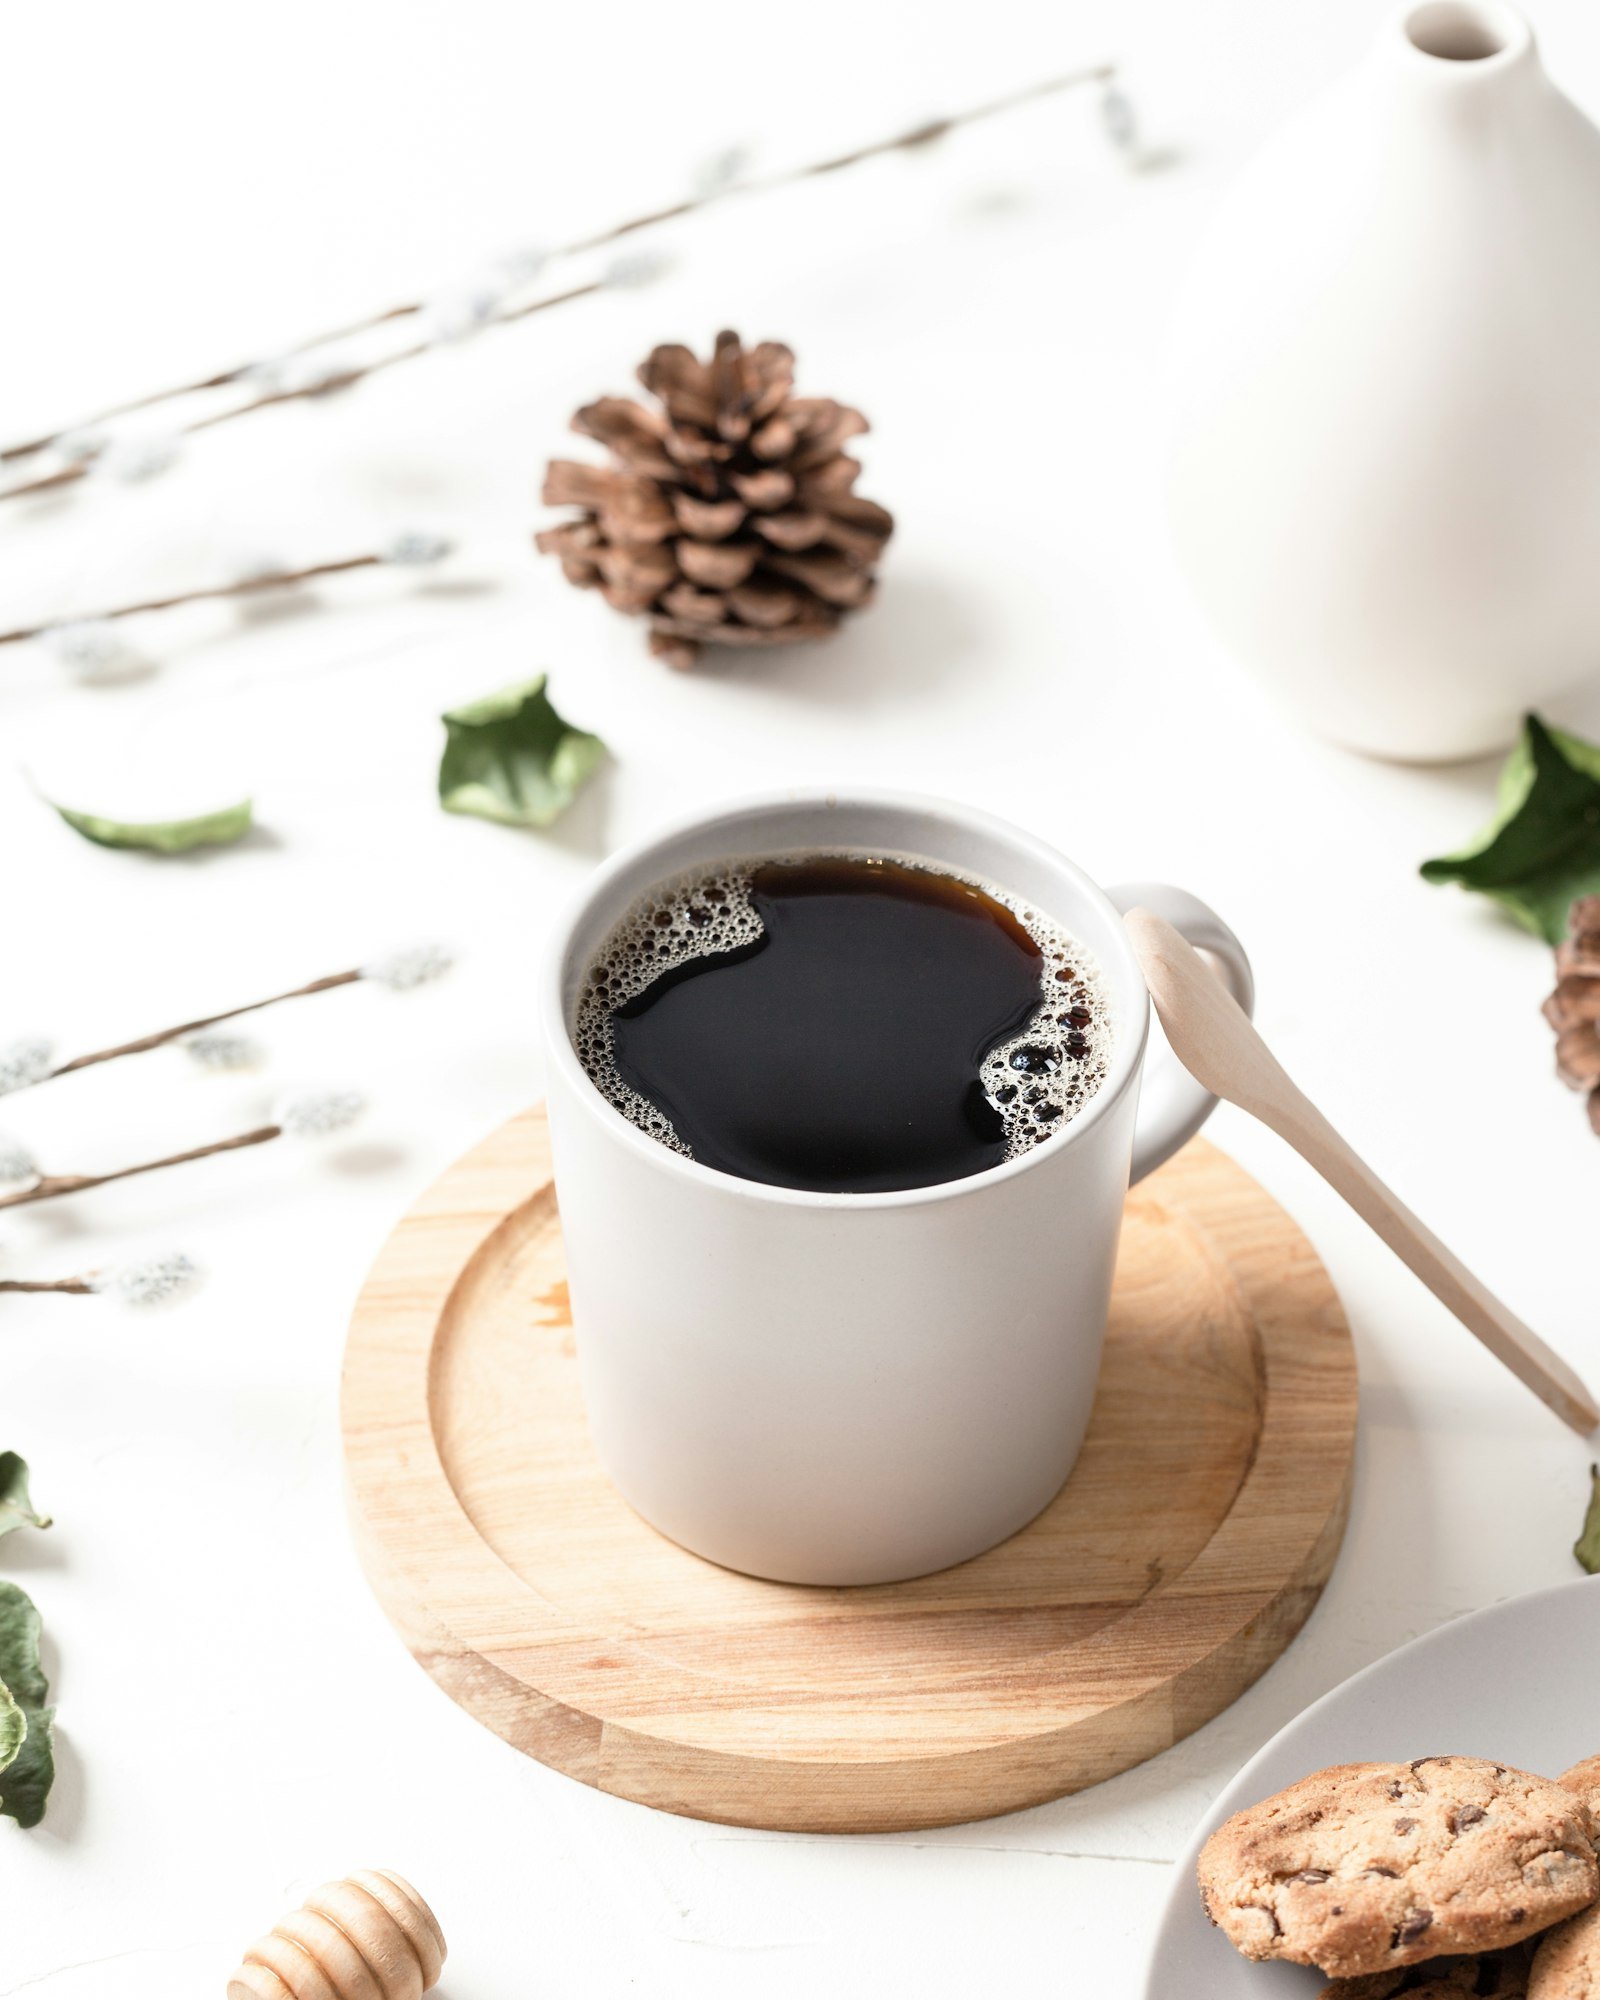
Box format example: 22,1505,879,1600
342,1108,1357,1833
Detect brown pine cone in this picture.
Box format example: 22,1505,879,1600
1543,895,1600,1134
536,330,893,669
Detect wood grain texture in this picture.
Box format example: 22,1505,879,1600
341,1107,1357,1832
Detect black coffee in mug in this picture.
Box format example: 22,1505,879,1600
575,854,1110,1194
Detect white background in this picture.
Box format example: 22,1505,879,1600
6,1,1600,1992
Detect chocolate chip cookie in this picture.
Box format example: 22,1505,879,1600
1559,1760,1600,1806
1320,1942,1536,1997
1198,1757,1597,1979
1528,1759,1600,1998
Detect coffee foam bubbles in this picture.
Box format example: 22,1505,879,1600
575,865,762,1158
575,855,1113,1170
976,892,1113,1155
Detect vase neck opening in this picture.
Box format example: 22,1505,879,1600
1398,2,1532,69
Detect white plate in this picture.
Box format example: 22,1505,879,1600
1143,1577,1600,1997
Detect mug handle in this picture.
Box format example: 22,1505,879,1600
1105,883,1255,1185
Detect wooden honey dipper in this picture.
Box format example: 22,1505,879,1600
228,1870,446,2000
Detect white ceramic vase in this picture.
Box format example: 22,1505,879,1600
1165,2,1600,763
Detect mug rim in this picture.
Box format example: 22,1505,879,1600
539,786,1152,1210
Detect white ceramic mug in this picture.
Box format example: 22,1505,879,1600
541,791,1253,1586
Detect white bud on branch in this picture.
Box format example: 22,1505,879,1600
44,619,135,681
494,243,550,289
275,1088,365,1139
92,434,183,486
0,1038,54,1098
1098,82,1139,156
692,145,754,195
0,1136,41,1191
381,531,454,569
181,1030,266,1073
421,286,507,346
55,429,109,466
88,1252,203,1310
360,944,453,992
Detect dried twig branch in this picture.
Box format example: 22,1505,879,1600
0,1252,202,1307
0,303,424,464
2,530,454,651
1,948,449,1099
0,1126,283,1209
0,64,1116,488
49,973,361,1077
0,562,380,650
0,281,605,503
0,1091,363,1212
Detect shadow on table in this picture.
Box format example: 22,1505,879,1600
325,1142,411,1179
34,1727,87,1843
687,567,982,712
537,758,614,862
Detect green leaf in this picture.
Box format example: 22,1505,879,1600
439,676,606,829
1420,715,1600,944
0,1455,49,1540
52,796,254,854
1577,1464,1600,1575
0,1583,53,1828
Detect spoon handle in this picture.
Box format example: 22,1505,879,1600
1262,1076,1596,1435
1125,908,1599,1436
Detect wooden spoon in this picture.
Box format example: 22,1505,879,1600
1125,907,1598,1436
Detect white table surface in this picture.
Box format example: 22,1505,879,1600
7,1,1600,1991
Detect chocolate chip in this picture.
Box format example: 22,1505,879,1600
1394,1817,1418,1834
1509,1907,1525,1925
1289,1869,1331,1884
1449,1803,1487,1835
1393,1910,1434,1948
1365,1865,1399,1878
